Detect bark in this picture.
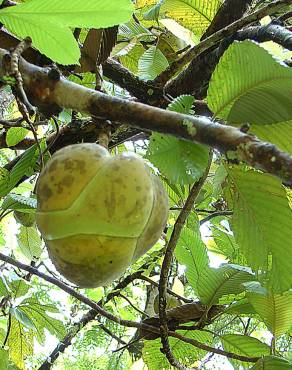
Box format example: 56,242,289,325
166,23,292,98
0,48,292,185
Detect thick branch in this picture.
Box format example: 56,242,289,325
202,0,253,40
236,22,292,46
155,0,292,85
166,23,292,98
0,49,291,185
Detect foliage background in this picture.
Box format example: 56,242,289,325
0,0,291,369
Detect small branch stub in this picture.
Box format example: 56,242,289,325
97,119,111,149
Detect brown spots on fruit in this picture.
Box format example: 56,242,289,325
40,184,53,201
64,158,74,170
60,175,73,187
75,159,86,174
49,160,59,172
136,186,142,192
57,183,64,194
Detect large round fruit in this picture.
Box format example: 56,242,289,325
36,143,168,288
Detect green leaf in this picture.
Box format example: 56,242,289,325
17,226,42,260
162,179,186,206
146,95,209,184
119,43,145,74
0,348,8,370
207,41,292,124
251,121,292,154
85,287,104,302
160,0,222,36
246,290,292,337
221,334,269,365
143,0,164,21
19,297,66,344
119,20,154,43
7,316,33,370
138,46,169,80
0,15,80,65
9,279,29,299
10,307,35,330
142,330,211,370
212,164,227,198
0,0,134,28
6,127,29,147
2,194,37,213
209,225,244,264
175,227,209,294
0,145,38,198
0,0,133,65
251,356,292,370
0,276,9,297
167,95,195,114
197,264,254,306
147,133,209,184
225,168,292,292
225,299,257,316
0,168,9,190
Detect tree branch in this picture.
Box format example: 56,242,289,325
39,268,147,369
138,275,192,304
97,320,127,346
202,0,253,40
1,49,292,185
200,211,233,225
158,158,212,370
155,0,292,85
165,23,292,99
118,293,150,317
0,252,259,365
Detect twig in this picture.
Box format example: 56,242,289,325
278,10,292,21
39,267,150,369
155,0,292,85
2,312,11,347
244,317,252,335
118,293,150,317
40,116,60,158
200,210,233,225
158,156,212,370
139,275,192,304
97,320,127,346
10,37,34,114
25,115,44,170
0,252,259,365
0,210,13,222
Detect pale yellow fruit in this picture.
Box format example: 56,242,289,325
36,143,168,288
